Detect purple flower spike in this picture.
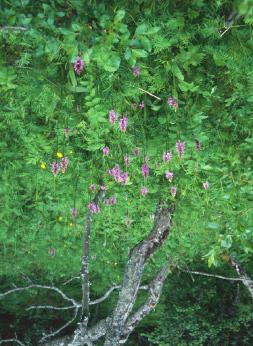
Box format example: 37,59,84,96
71,208,77,218
51,161,59,176
61,157,69,173
109,110,117,125
163,151,172,163
133,147,140,156
64,128,70,137
124,154,130,167
100,184,107,191
195,139,201,151
141,163,149,179
140,186,148,197
171,186,177,197
89,184,96,192
109,196,116,205
119,115,128,132
167,96,178,108
165,171,173,182
103,146,110,156
133,65,140,77
120,172,128,185
176,141,185,159
74,56,85,75
88,202,100,214
203,181,209,190
139,101,145,109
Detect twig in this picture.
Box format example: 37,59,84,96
27,304,80,311
39,307,79,343
138,87,162,101
180,269,253,283
0,284,78,307
0,339,25,346
90,285,121,305
63,276,81,286
0,26,27,32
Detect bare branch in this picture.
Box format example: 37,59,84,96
90,285,121,305
0,339,25,346
121,264,170,343
40,307,79,343
62,276,81,286
0,284,78,307
229,257,253,299
180,269,253,283
104,203,174,345
27,305,80,311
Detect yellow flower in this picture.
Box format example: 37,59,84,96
58,216,63,222
69,223,73,227
57,152,63,158
40,162,46,169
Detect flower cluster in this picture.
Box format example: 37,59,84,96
133,65,140,77
141,163,149,179
140,186,148,197
103,146,110,156
88,202,100,214
165,171,173,182
163,151,172,163
74,56,85,75
71,208,77,218
104,195,116,206
108,165,128,185
109,110,117,125
61,157,69,173
119,115,128,132
176,141,185,159
167,96,178,108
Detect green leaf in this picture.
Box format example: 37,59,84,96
132,49,148,58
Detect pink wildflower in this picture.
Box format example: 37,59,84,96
87,202,100,214
167,96,178,108
89,184,96,192
64,128,70,137
100,184,107,191
163,151,172,163
109,196,116,205
140,186,148,197
165,171,173,182
71,208,77,218
133,65,140,77
133,147,140,156
119,115,128,132
103,146,110,156
120,172,128,185
109,110,117,125
61,157,69,173
124,154,130,166
203,181,209,190
74,56,85,75
195,139,201,151
176,141,185,159
139,101,145,109
51,161,59,176
171,186,177,197
142,163,149,179
108,165,121,183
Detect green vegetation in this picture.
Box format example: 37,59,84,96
0,0,252,345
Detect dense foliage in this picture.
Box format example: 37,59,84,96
0,0,253,344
